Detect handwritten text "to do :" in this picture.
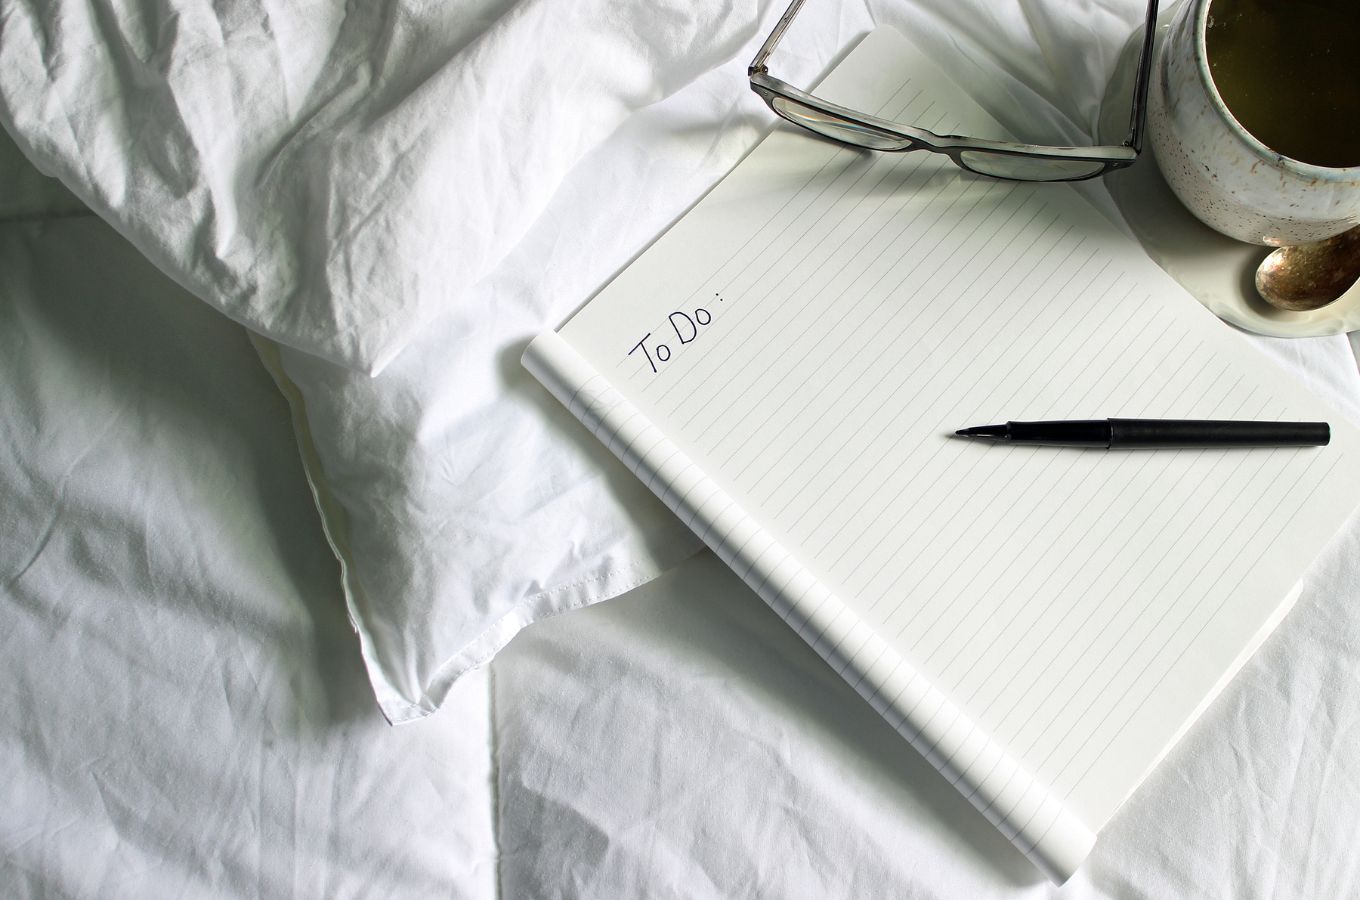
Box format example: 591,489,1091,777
628,295,726,374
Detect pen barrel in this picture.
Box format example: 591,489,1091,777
1107,419,1330,448
1006,419,1110,446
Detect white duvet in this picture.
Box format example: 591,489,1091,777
0,191,496,898
0,0,765,374
0,0,1167,721
6,0,1360,894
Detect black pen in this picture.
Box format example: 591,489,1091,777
955,418,1330,448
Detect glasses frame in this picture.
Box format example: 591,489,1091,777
748,0,1160,182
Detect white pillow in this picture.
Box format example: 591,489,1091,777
245,68,777,721
0,0,771,721
0,0,759,375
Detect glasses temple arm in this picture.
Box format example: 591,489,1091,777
749,0,810,76
1127,0,1160,152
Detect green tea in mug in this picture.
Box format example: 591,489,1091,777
1205,0,1360,168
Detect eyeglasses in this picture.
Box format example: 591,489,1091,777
748,0,1159,182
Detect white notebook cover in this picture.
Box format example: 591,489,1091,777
523,27,1360,882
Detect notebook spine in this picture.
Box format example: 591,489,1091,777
523,330,1096,883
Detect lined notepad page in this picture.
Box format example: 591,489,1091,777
551,28,1360,859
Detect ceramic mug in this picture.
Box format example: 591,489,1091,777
1146,0,1360,247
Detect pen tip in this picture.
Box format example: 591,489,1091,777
956,424,1009,439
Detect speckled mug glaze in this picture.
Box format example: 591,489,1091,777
1147,0,1360,246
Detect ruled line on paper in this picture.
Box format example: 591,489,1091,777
895,335,1212,646
760,213,1071,531
743,224,1088,512
790,256,1121,574
952,399,1267,739
719,180,1034,452
882,343,1222,689
666,123,965,420
836,284,1145,624
951,430,1307,830
682,136,985,444
639,94,951,397
954,382,1259,718
713,184,1032,477
1055,454,1340,783
1031,443,1315,769
964,389,1266,716
1018,448,1342,854
629,81,931,388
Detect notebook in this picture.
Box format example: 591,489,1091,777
522,27,1360,883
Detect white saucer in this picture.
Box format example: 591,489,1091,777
1098,10,1360,337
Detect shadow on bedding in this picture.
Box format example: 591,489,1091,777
492,551,1039,894
0,133,379,732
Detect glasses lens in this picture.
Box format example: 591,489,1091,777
771,96,912,151
957,150,1106,181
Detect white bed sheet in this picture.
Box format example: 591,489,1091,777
7,0,1360,897
494,520,1360,898
0,164,496,897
